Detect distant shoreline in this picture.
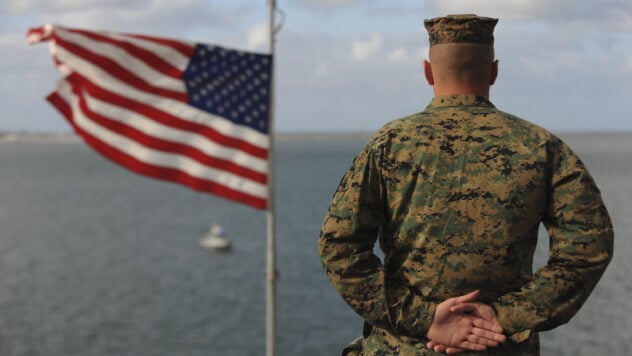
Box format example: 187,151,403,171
0,132,82,143
0,131,374,143
1,131,630,143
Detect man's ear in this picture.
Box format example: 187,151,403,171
424,60,434,85
490,59,499,85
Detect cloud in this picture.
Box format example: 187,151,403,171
609,10,632,31
2,0,243,40
428,0,632,31
273,28,429,132
314,63,330,77
519,50,582,78
295,0,366,10
3,0,146,14
429,0,577,21
246,22,269,52
625,55,632,73
47,0,217,33
0,31,49,70
351,33,383,62
386,48,410,64
386,47,428,65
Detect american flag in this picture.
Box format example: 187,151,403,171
27,24,271,209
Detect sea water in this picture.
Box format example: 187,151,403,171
0,133,630,355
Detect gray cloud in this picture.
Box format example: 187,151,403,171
430,0,578,21
2,0,261,40
428,0,632,30
294,0,368,11
3,0,149,15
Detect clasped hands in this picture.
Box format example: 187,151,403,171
426,290,506,354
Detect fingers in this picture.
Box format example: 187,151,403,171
445,346,465,354
426,323,506,354
428,292,508,354
426,342,465,354
471,326,507,343
465,332,500,347
428,333,500,354
449,302,478,314
449,304,505,333
432,343,447,353
467,317,506,344
472,317,505,334
457,341,487,352
453,290,480,304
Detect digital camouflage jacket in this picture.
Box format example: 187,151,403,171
318,95,614,355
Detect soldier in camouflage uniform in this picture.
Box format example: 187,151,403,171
318,14,614,355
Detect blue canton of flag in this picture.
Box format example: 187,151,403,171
184,45,272,134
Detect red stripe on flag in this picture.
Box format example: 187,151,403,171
52,33,188,102
27,26,50,43
46,90,73,123
27,27,45,39
68,73,268,159
65,28,184,80
46,91,267,209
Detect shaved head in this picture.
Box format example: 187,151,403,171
424,43,498,97
429,43,495,85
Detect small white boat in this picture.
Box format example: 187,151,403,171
199,225,231,251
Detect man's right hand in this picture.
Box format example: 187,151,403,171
426,290,506,354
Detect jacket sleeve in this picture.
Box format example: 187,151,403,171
492,137,614,343
318,146,438,339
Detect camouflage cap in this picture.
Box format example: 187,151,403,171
424,14,498,46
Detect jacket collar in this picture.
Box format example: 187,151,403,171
426,95,495,109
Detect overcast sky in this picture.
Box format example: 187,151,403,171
1,0,631,133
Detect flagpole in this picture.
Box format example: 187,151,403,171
266,1,278,356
